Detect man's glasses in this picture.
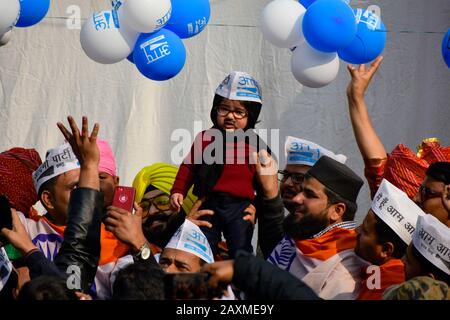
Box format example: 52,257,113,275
139,194,171,217
216,105,248,119
278,170,305,185
418,185,442,202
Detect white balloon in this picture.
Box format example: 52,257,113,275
0,0,20,34
260,0,306,48
120,0,172,33
80,10,139,64
291,41,340,88
0,29,12,47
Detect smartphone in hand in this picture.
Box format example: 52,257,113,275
0,195,13,247
112,186,136,213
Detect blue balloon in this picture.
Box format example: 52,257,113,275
127,52,135,64
442,28,450,68
338,9,386,64
16,0,50,28
133,29,186,81
165,0,210,39
299,0,316,9
302,0,357,52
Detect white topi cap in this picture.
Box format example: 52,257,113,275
32,143,80,193
165,219,214,264
215,71,262,104
371,179,425,244
413,214,450,276
285,136,347,167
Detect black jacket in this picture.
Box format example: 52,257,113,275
25,188,103,293
233,251,320,300
256,194,285,259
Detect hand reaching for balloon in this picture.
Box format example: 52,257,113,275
346,56,383,101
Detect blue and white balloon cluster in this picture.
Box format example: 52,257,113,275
80,0,210,81
0,0,50,47
260,0,386,88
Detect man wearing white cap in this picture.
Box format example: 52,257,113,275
263,156,367,299
170,71,269,258
280,136,347,213
355,179,425,299
159,219,214,273
17,143,81,258
158,220,235,299
384,214,450,299
15,121,130,299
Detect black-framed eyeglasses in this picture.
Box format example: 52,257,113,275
139,194,171,216
418,185,442,202
216,105,248,119
278,170,305,185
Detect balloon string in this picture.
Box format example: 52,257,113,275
39,17,447,34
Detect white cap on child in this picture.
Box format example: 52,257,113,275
215,71,262,104
165,219,214,264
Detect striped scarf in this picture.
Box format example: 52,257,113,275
268,221,357,269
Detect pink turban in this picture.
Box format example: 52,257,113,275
97,139,117,176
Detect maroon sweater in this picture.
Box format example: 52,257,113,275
171,130,257,200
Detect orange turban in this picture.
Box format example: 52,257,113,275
384,139,450,198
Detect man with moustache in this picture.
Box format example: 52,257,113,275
264,156,369,299
257,136,347,259
279,136,347,214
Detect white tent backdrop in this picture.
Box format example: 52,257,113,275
0,0,449,228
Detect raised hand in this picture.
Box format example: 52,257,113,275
57,116,100,190
346,56,383,101
57,116,100,169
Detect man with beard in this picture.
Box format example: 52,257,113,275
128,163,198,254
263,155,369,299
280,136,347,214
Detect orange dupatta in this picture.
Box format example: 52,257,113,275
358,258,405,300
295,227,357,261
42,217,130,265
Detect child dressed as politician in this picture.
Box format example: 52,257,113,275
170,71,270,258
